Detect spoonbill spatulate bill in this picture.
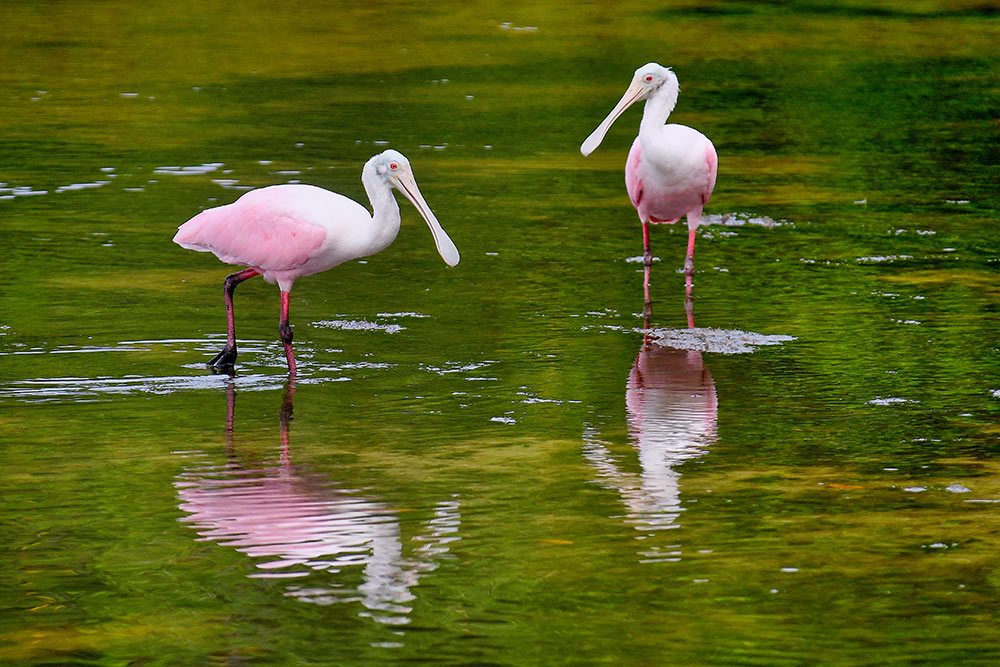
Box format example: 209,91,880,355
173,149,460,375
581,63,717,295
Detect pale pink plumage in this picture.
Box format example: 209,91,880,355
625,135,717,226
581,63,718,297
174,185,334,289
173,150,459,375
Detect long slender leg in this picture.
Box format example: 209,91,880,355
278,290,296,377
684,281,695,329
642,220,653,307
208,268,259,369
684,228,697,289
643,262,652,308
642,220,652,266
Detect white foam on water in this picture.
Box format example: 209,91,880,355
643,327,796,355
311,319,404,334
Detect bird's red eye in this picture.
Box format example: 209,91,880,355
389,162,398,170
644,74,654,83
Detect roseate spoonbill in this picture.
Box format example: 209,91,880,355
581,63,717,296
173,150,460,375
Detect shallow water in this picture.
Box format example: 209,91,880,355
3,1,1000,664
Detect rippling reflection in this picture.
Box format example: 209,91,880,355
175,382,460,623
584,293,717,560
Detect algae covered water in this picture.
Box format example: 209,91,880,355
2,1,999,664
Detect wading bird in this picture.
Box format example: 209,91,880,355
173,150,459,375
581,63,717,298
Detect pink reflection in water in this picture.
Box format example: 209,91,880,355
175,382,460,622
584,295,717,549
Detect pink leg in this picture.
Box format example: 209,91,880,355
643,262,652,307
684,228,697,289
642,221,652,266
279,290,296,377
209,268,259,370
685,281,695,328
642,221,653,306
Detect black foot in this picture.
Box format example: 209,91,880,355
208,346,237,370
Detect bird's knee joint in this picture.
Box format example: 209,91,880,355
279,322,294,344
224,275,240,295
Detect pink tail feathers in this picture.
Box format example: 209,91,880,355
173,207,227,253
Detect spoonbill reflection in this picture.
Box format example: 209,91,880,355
583,301,716,560
581,63,717,298
173,150,460,375
175,382,461,621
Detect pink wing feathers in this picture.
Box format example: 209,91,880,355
625,138,644,213
174,187,327,272
703,142,718,205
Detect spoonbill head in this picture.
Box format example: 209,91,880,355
367,150,460,267
580,63,678,157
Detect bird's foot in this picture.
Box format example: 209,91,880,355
208,346,237,371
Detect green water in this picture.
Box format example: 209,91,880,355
3,0,1000,664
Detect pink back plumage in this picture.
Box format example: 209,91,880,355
625,138,644,213
174,185,329,272
703,143,718,205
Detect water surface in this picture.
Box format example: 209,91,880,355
2,1,1000,664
